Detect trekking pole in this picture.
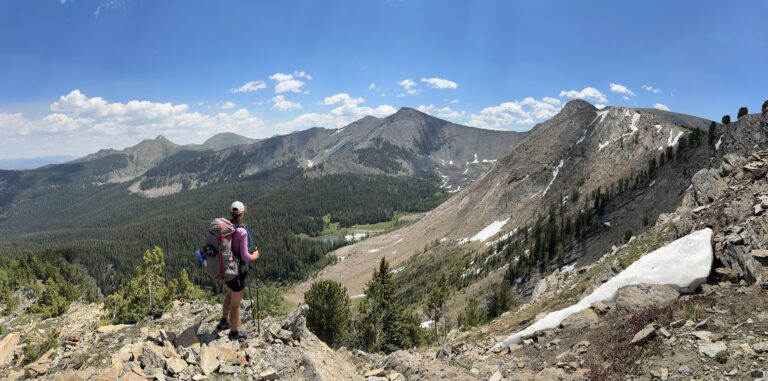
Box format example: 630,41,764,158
256,265,261,335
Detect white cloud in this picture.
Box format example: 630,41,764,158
595,104,607,110
398,79,416,89
446,99,460,104
416,104,466,120
653,103,670,111
221,101,236,110
609,83,636,97
275,93,396,131
368,83,377,91
231,80,267,94
271,96,302,112
467,97,562,130
269,72,309,94
542,97,561,105
8,90,267,140
293,71,312,80
559,87,608,104
398,79,420,95
642,84,661,94
420,77,458,90
322,93,365,106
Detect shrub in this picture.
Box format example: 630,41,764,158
762,100,768,114
737,107,748,119
715,350,728,364
722,115,731,125
305,280,351,348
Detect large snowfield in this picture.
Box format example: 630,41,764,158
471,219,511,242
495,228,713,348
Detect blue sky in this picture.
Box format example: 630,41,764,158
0,0,766,161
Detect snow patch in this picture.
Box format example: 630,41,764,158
462,168,469,175
351,294,365,299
603,221,612,227
668,130,684,147
541,159,565,197
715,135,724,151
307,160,315,168
368,249,380,253
420,320,434,329
457,237,470,245
654,124,662,132
576,130,587,145
592,110,610,125
560,263,576,273
332,128,344,135
470,153,479,164
649,180,656,187
495,229,713,348
394,238,404,244
598,141,610,151
470,219,511,242
629,113,640,133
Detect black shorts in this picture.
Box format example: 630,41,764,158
225,271,248,292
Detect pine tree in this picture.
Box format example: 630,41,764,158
425,279,447,344
722,114,731,125
305,280,350,348
30,277,70,318
737,107,749,119
762,100,768,115
105,247,171,323
169,269,205,303
357,258,412,353
486,281,514,319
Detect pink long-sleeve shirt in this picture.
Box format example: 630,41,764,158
232,227,258,262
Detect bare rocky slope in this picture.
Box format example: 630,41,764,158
290,99,720,302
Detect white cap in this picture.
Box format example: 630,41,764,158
230,201,246,215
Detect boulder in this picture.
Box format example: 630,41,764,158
0,332,20,368
165,357,188,375
698,341,727,358
141,342,167,370
96,324,131,334
560,308,599,330
692,168,726,205
714,267,740,283
616,284,680,312
717,244,764,284
743,162,767,179
199,344,220,375
752,341,768,353
365,368,386,377
54,371,87,381
260,368,279,380
93,362,123,381
175,324,201,349
630,324,657,345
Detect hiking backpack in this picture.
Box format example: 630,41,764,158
203,218,240,281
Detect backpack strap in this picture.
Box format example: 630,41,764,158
234,223,256,253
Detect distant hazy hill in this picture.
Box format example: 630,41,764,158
201,132,258,151
0,155,78,170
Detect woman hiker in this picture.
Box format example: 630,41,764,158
216,200,260,341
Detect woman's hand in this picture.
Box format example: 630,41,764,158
251,250,260,260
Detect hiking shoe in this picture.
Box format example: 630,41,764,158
228,330,247,342
215,319,230,331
